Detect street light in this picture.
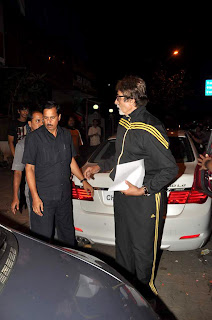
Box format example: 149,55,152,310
93,104,99,110
109,108,113,113
173,50,179,56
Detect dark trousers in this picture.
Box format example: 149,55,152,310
114,190,166,297
30,195,75,247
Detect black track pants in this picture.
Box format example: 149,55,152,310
30,195,75,247
114,190,166,295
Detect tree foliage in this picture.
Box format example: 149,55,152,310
0,71,49,118
149,66,194,111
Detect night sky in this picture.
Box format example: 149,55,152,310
25,1,212,115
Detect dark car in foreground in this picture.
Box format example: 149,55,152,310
0,224,158,319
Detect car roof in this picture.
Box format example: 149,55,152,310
166,129,187,137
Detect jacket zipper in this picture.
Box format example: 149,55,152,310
117,116,131,165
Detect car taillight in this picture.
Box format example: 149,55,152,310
72,181,94,201
75,227,83,232
168,188,208,204
180,234,200,239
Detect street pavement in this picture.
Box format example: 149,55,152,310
0,167,212,320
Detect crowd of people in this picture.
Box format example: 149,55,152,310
187,123,211,154
7,76,211,309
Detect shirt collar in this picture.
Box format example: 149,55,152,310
125,105,147,121
43,125,62,139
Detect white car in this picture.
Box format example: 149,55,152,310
73,130,212,251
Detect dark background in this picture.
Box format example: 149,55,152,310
1,0,212,130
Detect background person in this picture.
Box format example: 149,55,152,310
84,76,178,304
11,110,43,219
22,102,93,247
189,124,210,153
8,103,30,211
88,119,101,151
8,104,29,157
66,116,83,165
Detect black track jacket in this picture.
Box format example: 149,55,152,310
99,106,178,195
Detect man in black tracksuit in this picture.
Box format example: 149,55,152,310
84,76,178,300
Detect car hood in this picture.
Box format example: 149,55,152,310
0,226,158,320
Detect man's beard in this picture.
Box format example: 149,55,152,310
117,106,125,115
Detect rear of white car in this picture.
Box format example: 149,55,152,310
73,131,212,251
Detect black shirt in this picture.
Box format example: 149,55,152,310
22,125,76,201
8,119,28,146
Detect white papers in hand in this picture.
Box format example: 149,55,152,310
108,159,145,191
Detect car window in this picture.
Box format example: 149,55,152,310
89,139,116,163
89,136,194,164
169,136,195,162
0,227,18,293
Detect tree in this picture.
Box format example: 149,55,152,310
0,70,49,118
148,65,194,125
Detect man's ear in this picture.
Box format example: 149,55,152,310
28,121,32,128
58,114,61,121
129,98,136,107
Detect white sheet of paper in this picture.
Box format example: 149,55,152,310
108,159,145,191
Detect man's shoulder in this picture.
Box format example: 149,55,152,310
140,110,161,126
12,137,26,170
61,126,76,138
8,119,18,134
17,120,27,127
26,125,45,139
136,109,168,141
71,129,80,136
59,126,71,135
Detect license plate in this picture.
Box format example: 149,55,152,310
102,191,114,206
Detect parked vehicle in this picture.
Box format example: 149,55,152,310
0,224,158,319
73,130,212,251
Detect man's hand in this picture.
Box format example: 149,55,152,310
198,154,211,171
11,197,19,214
83,180,94,197
32,196,44,216
121,181,145,196
84,165,100,180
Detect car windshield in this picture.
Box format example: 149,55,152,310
89,136,194,164
89,139,116,163
169,136,194,162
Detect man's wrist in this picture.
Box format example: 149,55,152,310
138,186,146,196
205,159,211,170
13,195,19,202
32,193,40,201
142,185,150,196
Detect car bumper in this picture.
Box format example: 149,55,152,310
73,200,115,245
161,198,212,251
73,198,212,251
